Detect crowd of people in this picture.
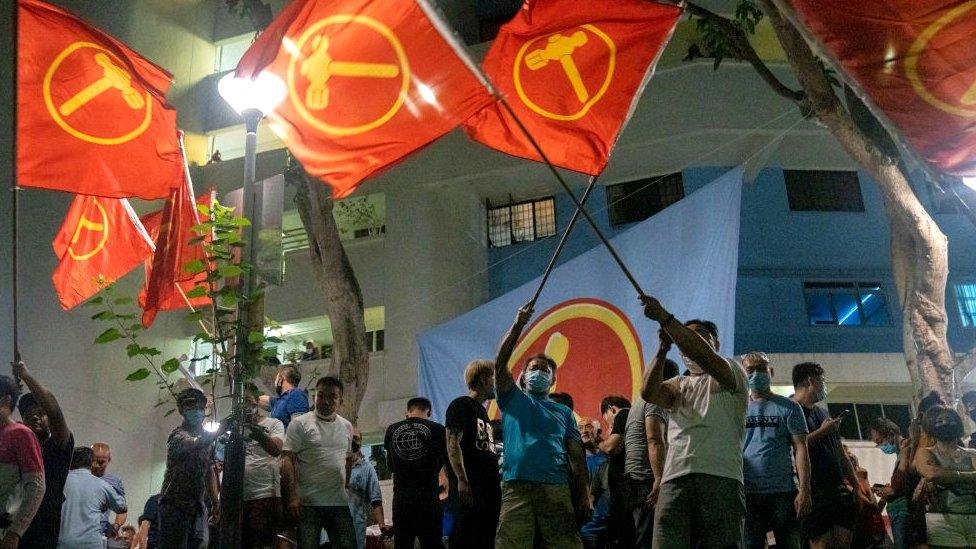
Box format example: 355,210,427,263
2,295,976,548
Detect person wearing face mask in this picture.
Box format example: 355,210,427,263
790,362,861,549
241,383,285,549
445,360,500,549
493,305,591,549
962,391,976,450
740,351,811,549
158,388,221,549
640,298,749,549
868,418,910,549
345,430,387,549
259,365,308,431
914,405,976,547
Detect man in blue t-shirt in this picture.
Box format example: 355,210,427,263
493,305,590,549
740,352,811,549
259,365,309,430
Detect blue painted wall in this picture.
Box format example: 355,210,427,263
487,166,976,355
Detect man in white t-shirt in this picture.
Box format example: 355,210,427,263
639,296,748,549
243,384,285,549
282,376,356,549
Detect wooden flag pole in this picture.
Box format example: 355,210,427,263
496,97,647,298
528,174,601,307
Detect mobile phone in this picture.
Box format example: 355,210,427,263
837,409,852,421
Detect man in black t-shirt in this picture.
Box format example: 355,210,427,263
598,395,632,548
14,360,73,549
445,360,500,549
384,397,447,549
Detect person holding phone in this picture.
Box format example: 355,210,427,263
791,362,862,549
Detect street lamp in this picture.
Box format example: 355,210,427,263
216,70,285,548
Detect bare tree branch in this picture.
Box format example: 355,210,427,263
685,2,806,105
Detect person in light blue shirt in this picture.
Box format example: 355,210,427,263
492,305,590,549
740,352,810,549
346,431,387,549
58,447,127,549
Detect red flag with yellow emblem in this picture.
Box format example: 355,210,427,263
464,0,682,176
51,195,154,310
17,0,182,199
782,0,976,176
235,0,495,198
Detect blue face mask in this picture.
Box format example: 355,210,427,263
879,443,898,455
747,371,771,393
524,370,552,395
183,409,205,427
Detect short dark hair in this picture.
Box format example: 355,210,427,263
918,390,944,416
524,353,557,373
243,382,261,397
962,390,976,406
663,359,680,380
407,397,432,413
17,392,38,416
70,446,95,470
921,405,964,442
176,388,207,411
684,319,718,341
600,395,630,415
792,362,824,388
316,376,343,394
869,417,901,440
0,375,20,413
280,365,302,386
550,392,574,410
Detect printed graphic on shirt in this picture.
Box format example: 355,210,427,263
389,421,432,461
745,415,782,429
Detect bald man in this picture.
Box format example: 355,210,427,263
91,443,127,537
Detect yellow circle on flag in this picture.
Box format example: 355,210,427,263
286,15,411,137
43,42,154,145
905,0,976,118
68,199,110,261
512,24,616,121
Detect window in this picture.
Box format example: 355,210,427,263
368,329,385,352
487,197,556,247
955,283,976,327
804,282,889,326
606,173,684,227
214,33,256,73
784,170,864,212
826,402,912,440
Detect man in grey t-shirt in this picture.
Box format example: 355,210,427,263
625,353,678,548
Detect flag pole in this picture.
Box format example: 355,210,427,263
528,174,601,307
496,97,647,298
10,0,19,360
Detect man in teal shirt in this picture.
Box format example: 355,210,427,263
493,305,591,549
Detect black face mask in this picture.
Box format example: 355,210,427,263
931,419,964,442
275,383,283,396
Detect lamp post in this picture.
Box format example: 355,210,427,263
216,70,286,547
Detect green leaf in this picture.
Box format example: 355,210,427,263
94,328,123,344
219,264,244,277
188,236,206,246
231,216,251,227
126,343,142,358
196,203,212,216
113,297,133,305
161,358,180,374
91,310,115,321
185,286,208,299
248,331,265,345
85,296,104,306
125,368,151,381
142,347,162,357
190,222,214,234
185,310,204,323
219,294,239,307
183,259,207,274
265,336,284,344
128,323,144,332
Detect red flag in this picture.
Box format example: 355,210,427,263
464,0,681,176
783,0,976,176
236,0,494,198
51,195,154,310
17,0,182,199
140,181,212,327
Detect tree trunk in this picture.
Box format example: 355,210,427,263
288,168,370,424
760,0,956,399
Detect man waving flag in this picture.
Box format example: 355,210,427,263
235,0,495,198
464,0,682,175
51,196,154,310
17,0,182,199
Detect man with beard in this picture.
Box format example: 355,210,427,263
260,365,308,431
14,359,73,549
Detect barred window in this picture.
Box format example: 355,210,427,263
606,173,684,227
487,197,556,248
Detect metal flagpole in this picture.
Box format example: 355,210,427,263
496,97,647,298
10,0,20,360
527,174,601,307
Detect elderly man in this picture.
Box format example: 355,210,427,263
58,447,127,549
346,430,386,549
492,305,591,549
91,443,126,539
